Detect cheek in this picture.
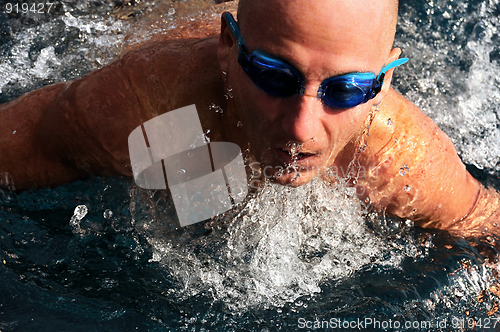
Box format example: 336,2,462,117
326,105,372,141
228,69,281,125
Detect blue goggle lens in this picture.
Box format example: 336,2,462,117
323,82,367,108
256,69,299,97
319,75,380,109
241,51,303,97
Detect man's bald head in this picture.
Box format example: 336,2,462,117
236,0,399,70
217,0,403,188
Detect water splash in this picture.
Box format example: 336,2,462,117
70,204,88,234
397,0,500,173
0,1,130,102
144,178,411,312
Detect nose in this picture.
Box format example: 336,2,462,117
280,92,323,144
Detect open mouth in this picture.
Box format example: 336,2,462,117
277,148,318,164
280,148,315,158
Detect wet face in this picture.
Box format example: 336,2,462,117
218,0,398,186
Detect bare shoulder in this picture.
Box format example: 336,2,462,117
365,88,457,166
359,88,479,226
45,37,222,172
368,88,437,149
114,37,222,118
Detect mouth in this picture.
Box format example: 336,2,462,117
275,147,320,166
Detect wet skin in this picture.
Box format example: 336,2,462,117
0,1,494,234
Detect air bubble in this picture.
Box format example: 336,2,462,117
237,121,243,128
209,103,224,114
178,169,186,174
168,8,175,15
404,185,411,192
103,209,113,219
387,118,393,126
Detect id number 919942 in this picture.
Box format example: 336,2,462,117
5,3,55,14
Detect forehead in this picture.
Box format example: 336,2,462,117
238,0,393,76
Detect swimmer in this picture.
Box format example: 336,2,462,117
0,0,499,235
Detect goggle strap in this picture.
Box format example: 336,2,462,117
224,12,247,54
376,58,409,81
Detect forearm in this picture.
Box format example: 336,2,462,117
447,185,500,236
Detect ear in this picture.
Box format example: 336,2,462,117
372,47,402,105
217,12,235,73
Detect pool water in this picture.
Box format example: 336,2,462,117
1,0,500,331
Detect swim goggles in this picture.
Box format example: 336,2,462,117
224,12,409,109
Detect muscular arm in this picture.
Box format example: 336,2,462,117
357,88,492,232
0,37,222,191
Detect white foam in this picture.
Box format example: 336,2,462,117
145,179,414,311
0,6,129,96
31,46,62,79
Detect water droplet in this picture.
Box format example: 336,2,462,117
387,118,393,126
73,205,88,220
205,129,210,134
209,103,224,114
237,121,243,128
364,197,370,203
399,164,410,176
404,185,411,192
12,130,16,134
394,139,398,144
103,209,113,219
178,169,186,174
168,8,175,15
190,144,196,149
188,152,194,157
224,85,233,99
